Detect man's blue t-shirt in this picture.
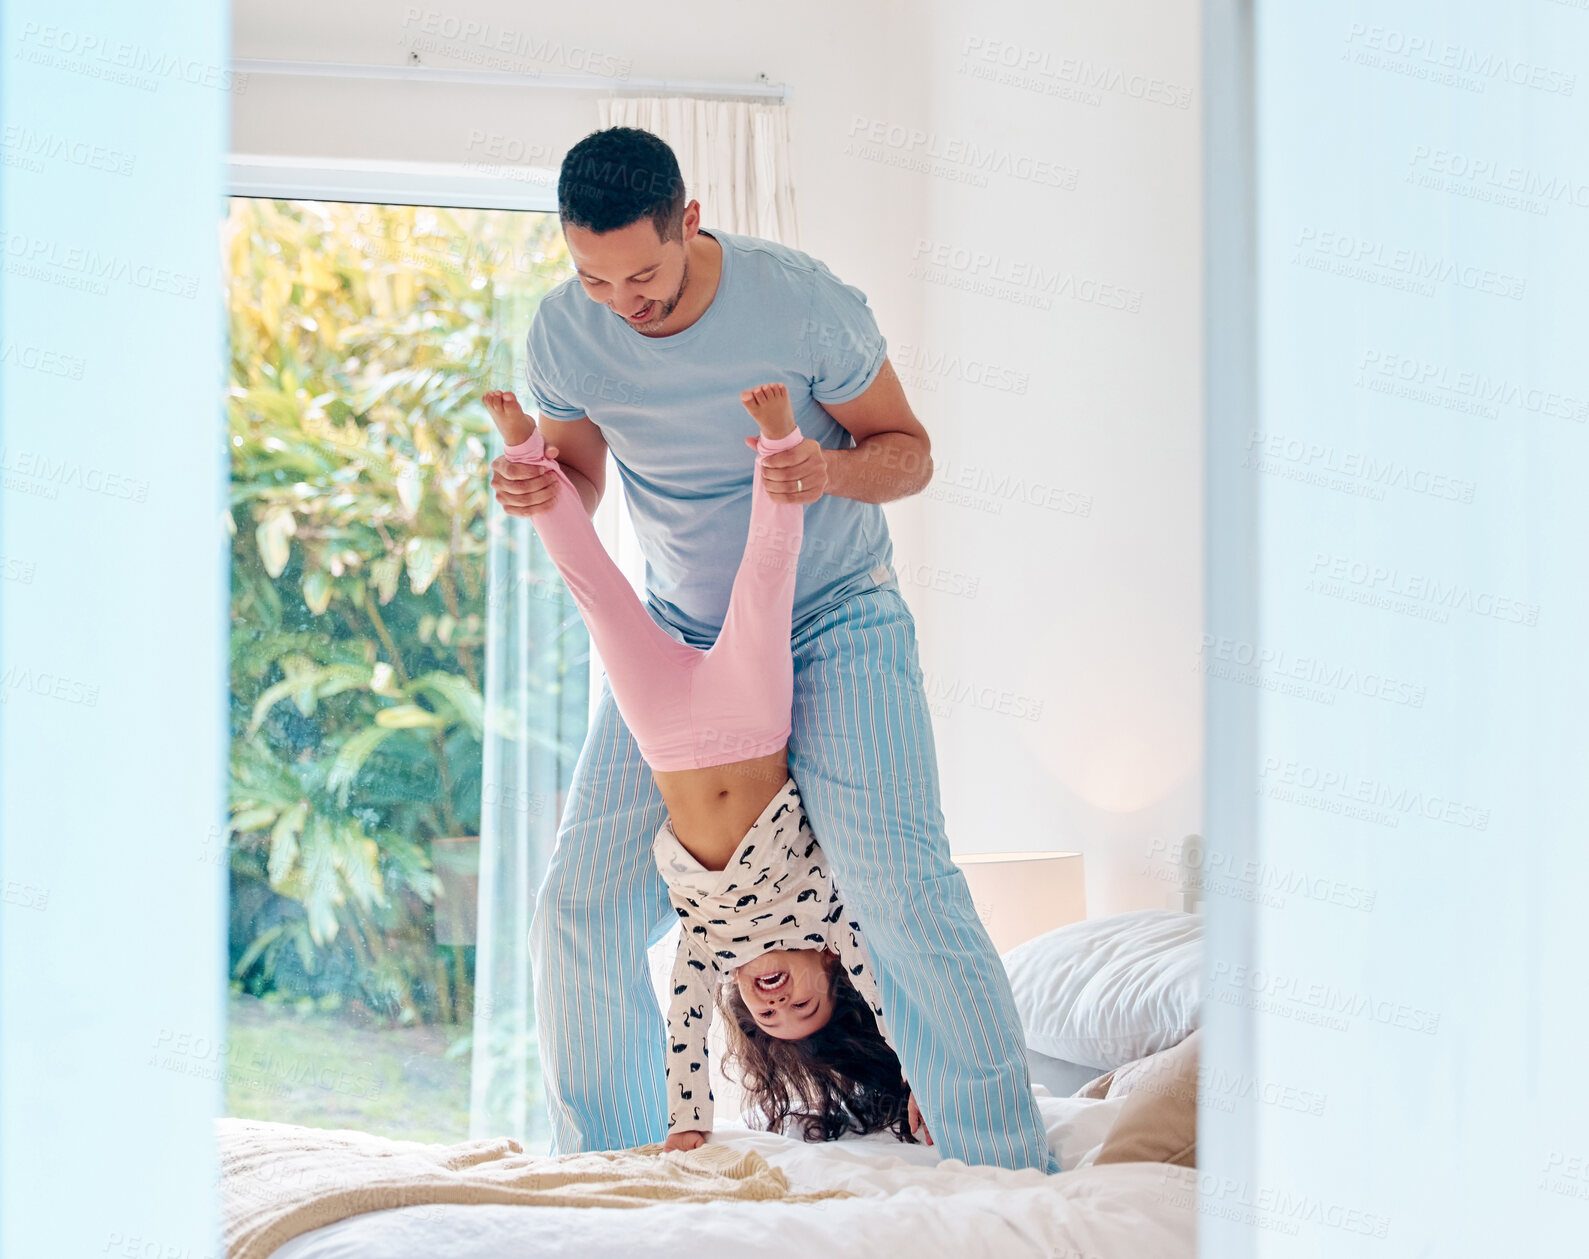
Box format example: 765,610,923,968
523,229,896,646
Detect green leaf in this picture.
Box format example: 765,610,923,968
255,508,296,579
326,724,396,805
267,800,309,887
370,554,402,605
374,704,444,730
248,663,371,735
291,923,318,973
302,568,333,616
226,806,281,837
395,458,423,516
336,821,387,911
299,816,344,945
233,922,284,977
404,537,449,596
410,671,483,738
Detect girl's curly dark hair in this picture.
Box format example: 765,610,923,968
718,952,917,1144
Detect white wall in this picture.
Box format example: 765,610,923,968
900,5,1203,918
1,0,230,1253
231,0,1203,918
1202,2,1589,1253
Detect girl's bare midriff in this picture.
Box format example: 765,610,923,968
652,747,791,872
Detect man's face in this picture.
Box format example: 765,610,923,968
564,202,698,334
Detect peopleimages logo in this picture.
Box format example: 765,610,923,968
1175,1172,1392,1239
1259,755,1490,831
15,23,248,93
910,237,1144,313
1197,634,1427,708
928,457,1093,517
0,338,86,380
0,446,151,502
1244,432,1476,503
1342,23,1576,96
1407,145,1589,213
398,7,632,78
921,669,1044,722
1292,226,1525,300
0,665,100,707
958,37,1194,109
1144,834,1378,913
845,114,1079,190
2,229,199,299
1210,960,1441,1037
893,342,1030,395
1308,551,1540,627
1357,350,1588,424
0,125,136,175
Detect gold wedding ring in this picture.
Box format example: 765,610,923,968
796,478,803,492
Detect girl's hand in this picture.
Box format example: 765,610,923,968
663,1129,708,1153
907,1091,933,1146
746,435,828,504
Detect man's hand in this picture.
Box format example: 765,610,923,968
484,389,565,519
907,1091,933,1146
662,1129,708,1154
490,452,565,518
746,434,828,505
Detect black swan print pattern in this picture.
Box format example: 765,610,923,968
652,775,891,1137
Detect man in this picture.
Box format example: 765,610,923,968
490,126,1055,1172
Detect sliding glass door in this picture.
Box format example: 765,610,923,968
221,198,585,1146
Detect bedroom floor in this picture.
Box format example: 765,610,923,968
220,993,472,1144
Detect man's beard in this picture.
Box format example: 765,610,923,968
630,255,689,328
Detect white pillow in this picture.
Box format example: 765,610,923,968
1003,909,1202,1070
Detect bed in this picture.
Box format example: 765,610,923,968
264,1095,1195,1259
254,911,1204,1259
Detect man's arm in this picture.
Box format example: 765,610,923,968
489,408,609,517
820,358,933,504
755,358,933,506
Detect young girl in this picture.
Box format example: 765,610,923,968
483,383,928,1153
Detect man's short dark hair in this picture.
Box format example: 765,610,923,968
558,127,687,242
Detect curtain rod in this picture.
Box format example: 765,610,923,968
233,59,793,101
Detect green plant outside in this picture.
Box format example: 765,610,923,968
224,198,580,1039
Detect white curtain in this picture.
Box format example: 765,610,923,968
471,95,801,1146
598,96,801,245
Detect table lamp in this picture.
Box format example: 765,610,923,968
953,850,1087,954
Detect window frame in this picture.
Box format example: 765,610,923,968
225,155,642,720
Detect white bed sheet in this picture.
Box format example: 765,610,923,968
268,1093,1198,1259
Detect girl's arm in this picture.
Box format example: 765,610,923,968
663,933,720,1147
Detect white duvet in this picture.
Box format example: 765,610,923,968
267,1092,1197,1259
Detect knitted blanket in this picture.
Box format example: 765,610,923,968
217,1117,851,1259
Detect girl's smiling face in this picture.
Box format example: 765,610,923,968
732,949,837,1040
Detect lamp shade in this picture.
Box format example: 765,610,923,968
953,851,1087,954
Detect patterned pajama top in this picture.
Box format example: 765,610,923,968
653,775,892,1135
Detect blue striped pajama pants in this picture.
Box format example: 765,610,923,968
527,580,1058,1173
